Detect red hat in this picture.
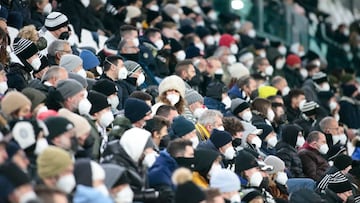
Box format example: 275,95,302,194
219,34,235,48
286,54,301,67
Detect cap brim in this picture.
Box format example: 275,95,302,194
257,160,274,172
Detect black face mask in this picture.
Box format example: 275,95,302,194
36,37,47,50
276,114,287,124
175,157,195,170
120,53,140,62
214,73,223,81
232,138,242,148
59,31,70,40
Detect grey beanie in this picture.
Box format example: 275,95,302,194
68,73,88,88
185,89,203,105
124,60,142,76
57,79,83,99
60,54,83,72
230,98,250,115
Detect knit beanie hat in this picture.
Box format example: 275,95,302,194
219,34,235,48
13,38,38,60
312,71,327,84
179,25,195,36
146,9,160,23
210,169,241,193
210,129,233,149
92,79,117,96
195,26,210,39
281,124,302,147
59,54,83,72
45,12,69,31
80,50,100,70
231,98,250,115
300,101,319,116
185,89,203,105
264,155,285,174
21,87,46,111
170,116,195,138
328,176,352,193
0,162,31,197
158,75,186,98
194,149,220,175
124,60,142,76
185,44,202,59
44,116,74,140
6,141,21,160
342,84,357,97
1,91,31,115
334,154,352,171
124,98,151,123
253,123,274,140
68,73,87,88
170,38,183,53
120,127,152,162
175,181,205,203
74,159,105,187
88,91,111,115
102,164,129,189
286,54,301,67
37,146,73,179
235,150,258,174
228,63,250,79
56,79,83,99
58,108,91,138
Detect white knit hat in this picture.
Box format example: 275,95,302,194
158,75,186,98
228,62,250,79
45,12,69,31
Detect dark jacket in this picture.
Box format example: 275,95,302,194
204,97,227,114
339,96,360,129
148,151,178,189
228,84,250,102
275,141,304,178
28,79,50,96
99,74,124,110
283,66,303,88
298,143,330,181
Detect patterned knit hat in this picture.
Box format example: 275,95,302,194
13,38,38,60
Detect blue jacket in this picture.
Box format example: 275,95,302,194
73,185,113,203
204,97,227,114
352,147,360,161
148,151,178,189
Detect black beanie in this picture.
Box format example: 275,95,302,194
170,116,195,139
206,81,227,101
342,84,357,97
0,162,31,188
170,38,183,53
74,159,92,187
235,150,258,174
44,116,74,141
194,149,220,175
334,154,352,171
146,9,160,23
13,38,38,60
175,181,205,203
328,176,352,193
210,129,232,149
88,91,111,115
124,98,151,123
281,124,302,148
92,79,118,96
253,123,273,141
230,98,250,115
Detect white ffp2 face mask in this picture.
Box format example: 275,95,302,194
114,186,134,203
31,57,41,71
249,171,263,187
223,147,236,160
166,94,180,105
78,98,92,115
99,110,114,128
275,171,288,185
56,174,76,194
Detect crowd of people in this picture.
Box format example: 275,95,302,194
1,0,360,203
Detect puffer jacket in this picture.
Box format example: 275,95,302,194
298,143,329,181
276,141,304,178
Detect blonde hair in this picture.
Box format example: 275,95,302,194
18,25,39,42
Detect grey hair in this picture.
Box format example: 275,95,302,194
41,66,63,82
47,40,70,56
197,109,223,126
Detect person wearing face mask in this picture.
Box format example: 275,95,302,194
29,0,52,29
195,26,217,56
204,81,229,114
184,89,205,123
229,94,252,124
100,55,127,110
59,54,87,79
223,117,245,150
102,164,135,203
271,76,290,97
170,115,199,148
195,109,224,141
73,159,113,203
92,79,120,114
123,60,146,92
298,131,330,181
251,57,274,80
275,124,305,178
148,139,195,202
192,148,222,189
283,54,303,89
79,49,101,78
293,101,321,138
0,162,38,203
156,75,186,114
198,129,236,168
234,150,275,202
40,12,70,55
284,89,306,123
253,123,277,156
37,146,77,195
210,169,241,203
239,121,264,156
319,117,347,149
250,98,275,126
9,38,42,89
87,91,114,155
144,116,170,150
44,116,76,153
264,156,289,201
